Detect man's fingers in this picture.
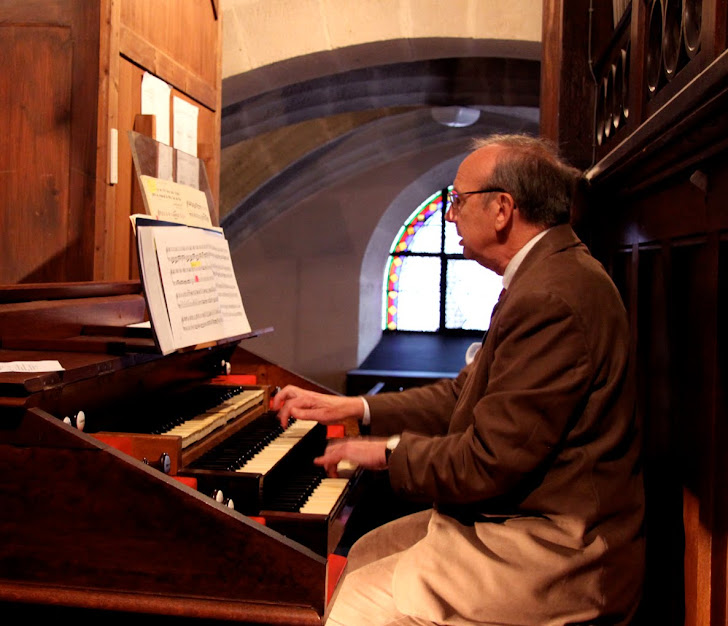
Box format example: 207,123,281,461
315,441,346,464
314,453,343,477
274,387,351,428
271,385,300,410
274,387,311,427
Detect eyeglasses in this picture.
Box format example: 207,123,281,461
447,187,508,214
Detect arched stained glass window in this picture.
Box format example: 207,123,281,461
383,187,503,333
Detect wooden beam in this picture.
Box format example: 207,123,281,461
540,0,598,169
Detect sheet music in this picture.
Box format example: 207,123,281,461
151,227,250,352
136,225,176,353
154,227,221,348
139,176,212,228
0,360,64,373
204,234,251,337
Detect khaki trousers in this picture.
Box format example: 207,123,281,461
325,509,439,626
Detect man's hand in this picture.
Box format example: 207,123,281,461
272,385,364,428
314,437,388,476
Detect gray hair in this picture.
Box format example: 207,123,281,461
471,134,581,227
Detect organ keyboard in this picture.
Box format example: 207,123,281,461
0,282,365,624
158,386,265,447
299,477,349,514
236,418,317,473
182,411,357,555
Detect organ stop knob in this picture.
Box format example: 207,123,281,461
143,452,171,474
63,411,85,431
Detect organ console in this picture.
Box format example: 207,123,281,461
0,281,362,624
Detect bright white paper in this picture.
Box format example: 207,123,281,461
136,225,176,354
173,96,199,157
0,360,64,373
141,72,171,145
152,227,250,352
203,233,251,338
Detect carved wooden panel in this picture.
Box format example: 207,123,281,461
588,161,728,624
120,0,220,99
0,26,72,283
118,0,221,206
0,0,220,285
0,0,102,284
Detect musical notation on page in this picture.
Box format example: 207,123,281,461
136,221,251,355
139,176,212,229
0,360,64,373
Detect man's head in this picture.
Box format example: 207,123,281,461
446,134,580,274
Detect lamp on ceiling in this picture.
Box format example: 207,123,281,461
431,106,481,128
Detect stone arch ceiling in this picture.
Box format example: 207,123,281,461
220,1,543,244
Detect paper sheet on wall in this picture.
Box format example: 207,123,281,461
173,96,199,157
141,72,171,145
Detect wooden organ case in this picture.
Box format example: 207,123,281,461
542,1,728,624
0,1,364,620
0,282,360,624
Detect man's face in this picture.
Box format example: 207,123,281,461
446,146,502,272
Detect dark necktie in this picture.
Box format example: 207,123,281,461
482,288,506,344
491,288,506,320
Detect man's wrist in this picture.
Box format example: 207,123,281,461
384,435,400,465
359,396,371,434
360,397,371,425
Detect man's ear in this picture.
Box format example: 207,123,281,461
493,192,516,233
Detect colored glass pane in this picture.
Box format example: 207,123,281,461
389,190,443,254
407,208,442,252
389,256,440,331
445,259,503,330
383,186,501,332
444,219,463,254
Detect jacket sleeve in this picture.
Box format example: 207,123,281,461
386,289,594,504
365,363,473,437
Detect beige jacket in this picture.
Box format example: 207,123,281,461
368,225,644,625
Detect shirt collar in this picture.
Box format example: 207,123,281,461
502,228,550,289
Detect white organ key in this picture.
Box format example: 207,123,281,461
299,478,349,515
236,420,317,474
334,459,358,478
164,388,264,448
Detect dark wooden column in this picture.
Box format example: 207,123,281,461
540,0,610,170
